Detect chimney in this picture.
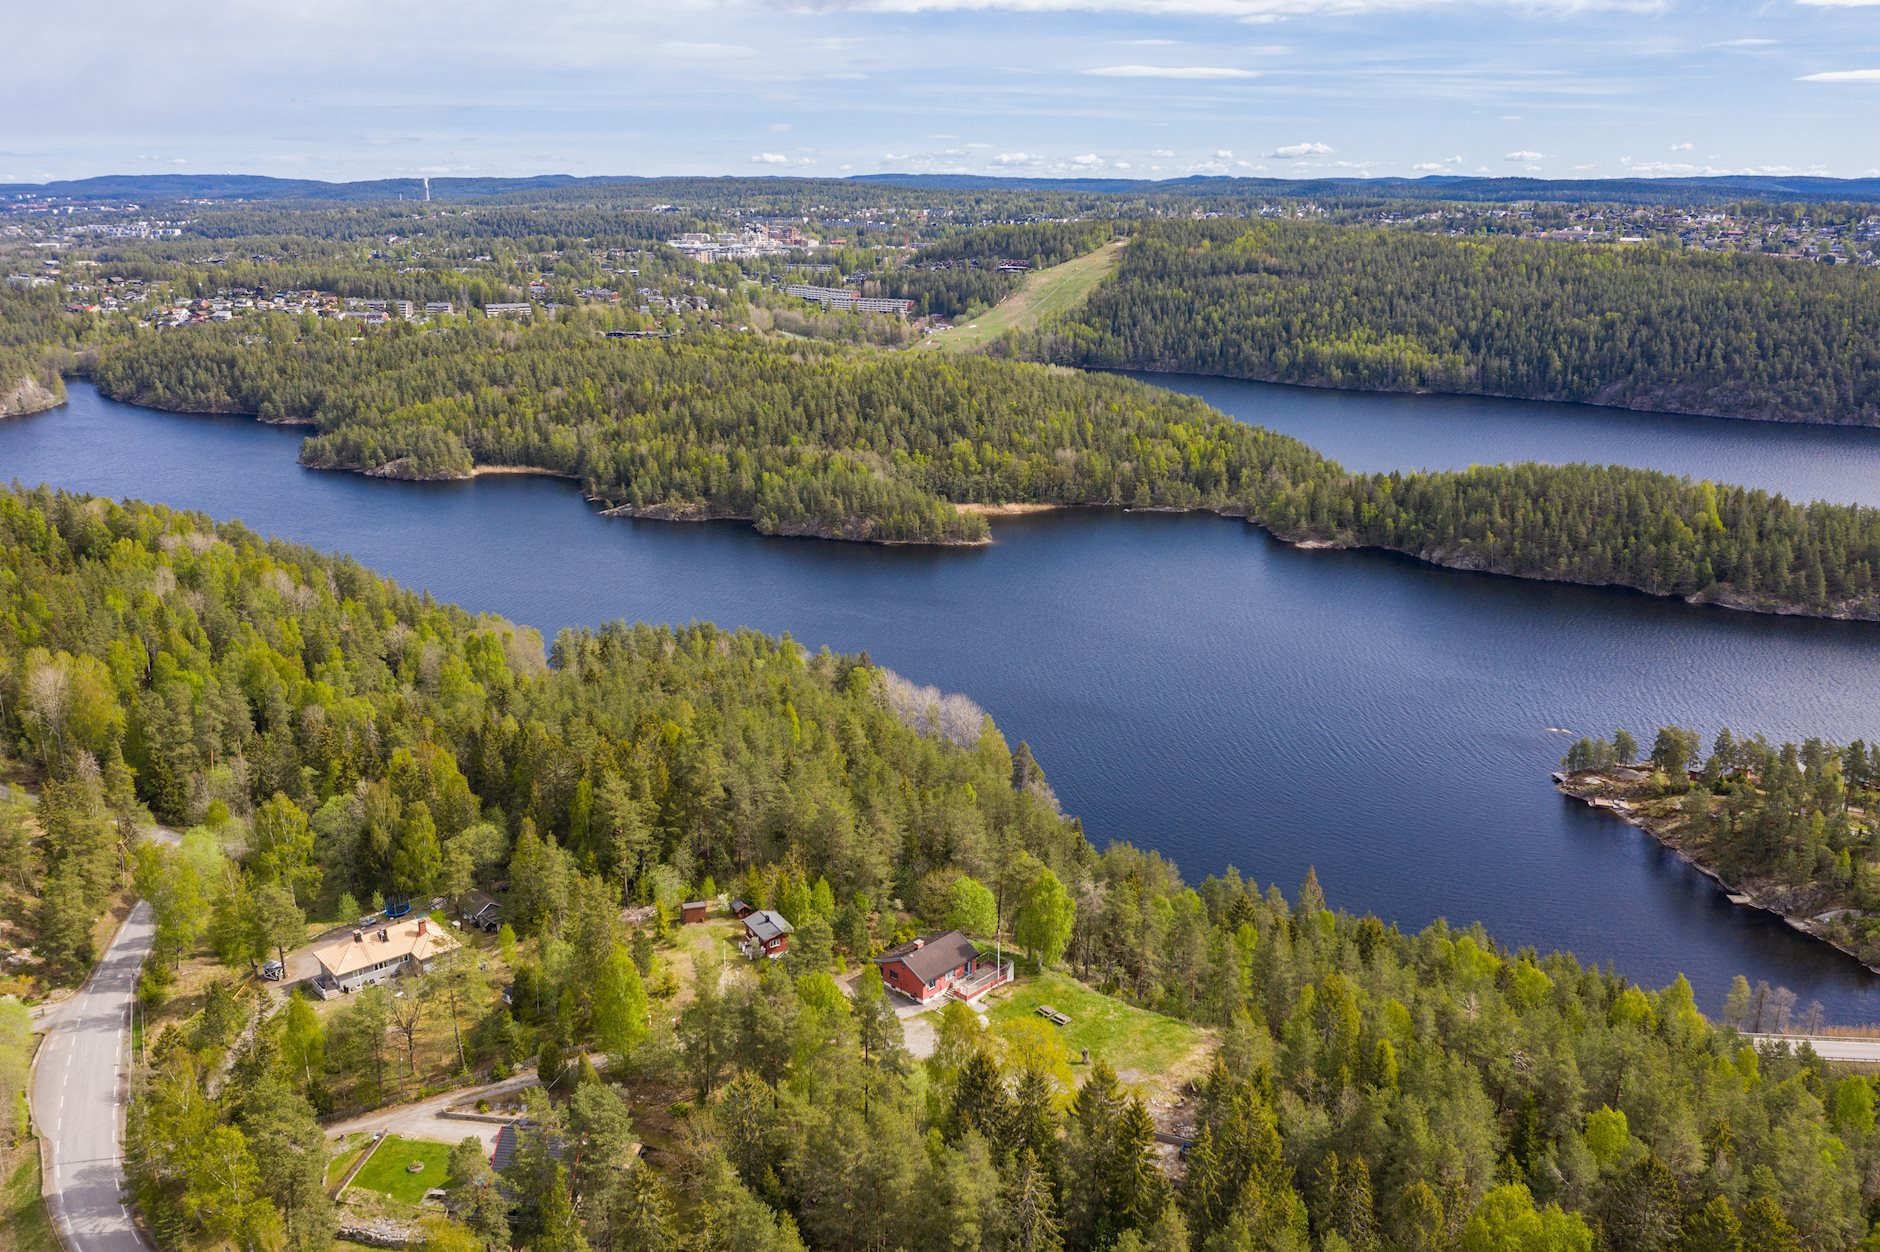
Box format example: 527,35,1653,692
913,937,925,949
417,919,428,936
353,929,364,943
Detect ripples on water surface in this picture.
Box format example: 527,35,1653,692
6,380,1880,1018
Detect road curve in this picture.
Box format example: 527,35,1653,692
30,901,156,1252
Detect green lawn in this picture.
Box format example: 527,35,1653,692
1,1149,57,1252
347,1136,454,1206
986,969,1209,1091
926,239,1125,353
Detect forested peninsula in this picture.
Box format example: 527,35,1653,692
0,286,76,417
1022,220,1880,425
8,483,1880,1250
87,321,1880,618
1558,728,1880,975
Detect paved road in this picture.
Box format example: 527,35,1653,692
1747,1033,1880,1062
31,901,155,1252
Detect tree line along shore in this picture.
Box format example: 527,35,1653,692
1558,727,1880,979
68,319,1880,619
5,482,1880,1250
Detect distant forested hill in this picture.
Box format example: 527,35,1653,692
1026,220,1880,425
87,321,1880,616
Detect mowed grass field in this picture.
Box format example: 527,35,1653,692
348,1136,454,1206
986,969,1211,1097
926,238,1125,353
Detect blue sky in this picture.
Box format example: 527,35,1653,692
5,0,1877,184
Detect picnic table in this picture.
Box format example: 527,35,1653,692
1036,1004,1072,1026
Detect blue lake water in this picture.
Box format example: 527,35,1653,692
6,380,1880,1018
1138,371,1880,507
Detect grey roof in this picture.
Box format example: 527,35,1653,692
874,930,980,984
744,910,795,943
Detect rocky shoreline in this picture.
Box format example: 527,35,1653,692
1554,769,1880,976
0,375,61,419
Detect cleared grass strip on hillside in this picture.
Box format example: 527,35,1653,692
926,238,1125,353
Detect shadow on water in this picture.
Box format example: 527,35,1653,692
7,382,1880,1019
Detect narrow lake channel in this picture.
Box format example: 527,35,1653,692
8,379,1880,1018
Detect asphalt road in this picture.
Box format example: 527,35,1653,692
1747,1033,1880,1062
31,901,156,1252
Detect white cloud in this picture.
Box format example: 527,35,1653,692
1411,159,1463,171
1084,64,1257,78
1214,149,1235,159
843,0,1663,13
1150,148,1176,157
1269,141,1333,157
993,152,1034,164
1798,68,1880,81
1504,149,1546,161
1070,152,1105,166
1669,141,1693,151
750,152,791,164
661,41,758,59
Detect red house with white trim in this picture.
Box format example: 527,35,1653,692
873,930,1010,1005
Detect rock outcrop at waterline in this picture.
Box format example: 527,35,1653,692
0,374,60,418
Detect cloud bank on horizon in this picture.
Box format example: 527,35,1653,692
2,0,1875,183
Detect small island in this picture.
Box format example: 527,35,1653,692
1556,726,1880,970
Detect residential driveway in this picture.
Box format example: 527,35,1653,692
899,1003,939,1060
324,1070,543,1150
892,996,989,1061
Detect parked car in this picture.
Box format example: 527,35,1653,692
260,959,285,981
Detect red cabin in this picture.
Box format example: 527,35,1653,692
741,910,794,958
874,930,1009,1004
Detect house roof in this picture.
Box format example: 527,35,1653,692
682,900,708,910
874,930,980,984
459,889,499,915
743,910,795,944
312,917,459,978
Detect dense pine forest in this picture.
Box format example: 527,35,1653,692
88,319,1880,616
1562,728,1880,970
6,485,1880,1250
1024,220,1880,425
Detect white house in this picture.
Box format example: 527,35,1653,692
311,916,460,996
